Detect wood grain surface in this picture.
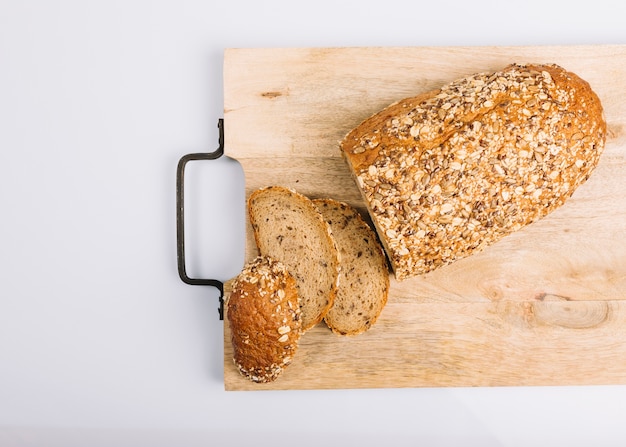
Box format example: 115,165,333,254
222,45,626,391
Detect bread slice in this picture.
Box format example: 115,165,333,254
248,186,340,331
313,199,390,335
226,256,301,383
341,63,606,280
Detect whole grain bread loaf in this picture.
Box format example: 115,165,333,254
248,186,340,331
313,199,389,335
226,256,301,383
341,63,606,280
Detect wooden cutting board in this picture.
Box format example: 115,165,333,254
222,45,626,391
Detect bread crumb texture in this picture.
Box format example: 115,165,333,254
313,199,390,336
341,64,606,280
226,256,301,383
248,186,340,331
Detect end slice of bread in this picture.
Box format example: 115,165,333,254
313,199,390,335
248,186,340,331
226,255,301,383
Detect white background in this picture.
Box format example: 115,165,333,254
2,1,626,446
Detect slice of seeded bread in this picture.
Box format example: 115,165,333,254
313,199,390,335
226,255,301,383
248,186,340,331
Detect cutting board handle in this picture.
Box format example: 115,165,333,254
176,119,226,320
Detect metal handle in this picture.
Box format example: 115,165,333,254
176,118,226,320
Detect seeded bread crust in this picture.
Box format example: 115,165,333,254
313,199,390,336
341,63,606,280
248,186,340,331
226,256,301,383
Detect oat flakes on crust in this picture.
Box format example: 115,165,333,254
226,256,301,383
341,63,606,280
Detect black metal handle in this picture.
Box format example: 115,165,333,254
176,119,226,319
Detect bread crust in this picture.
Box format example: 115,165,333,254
341,64,606,280
226,256,301,383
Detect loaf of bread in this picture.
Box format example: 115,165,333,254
313,199,389,335
226,256,301,383
248,186,340,331
341,63,606,280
